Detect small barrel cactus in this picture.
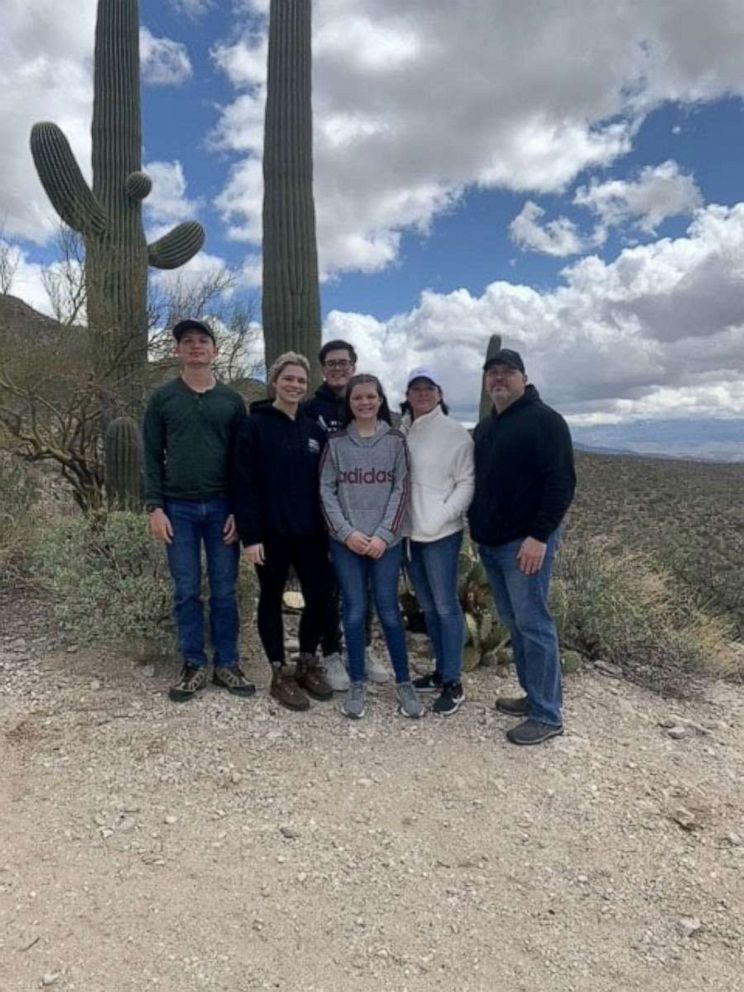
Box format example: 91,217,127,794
104,416,143,511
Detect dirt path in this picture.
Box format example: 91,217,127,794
1,597,743,992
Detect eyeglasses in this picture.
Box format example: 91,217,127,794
324,359,353,370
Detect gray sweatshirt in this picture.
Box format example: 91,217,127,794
319,421,410,547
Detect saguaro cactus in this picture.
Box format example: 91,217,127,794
478,333,502,422
262,0,322,377
104,416,143,511
30,0,204,414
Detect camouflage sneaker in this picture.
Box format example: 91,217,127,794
213,665,256,698
169,664,208,703
396,681,425,719
365,646,390,684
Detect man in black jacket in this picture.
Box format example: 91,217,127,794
468,349,575,745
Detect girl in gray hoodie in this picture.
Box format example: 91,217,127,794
320,374,424,720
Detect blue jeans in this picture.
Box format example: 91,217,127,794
479,532,562,726
330,540,410,684
406,530,464,684
164,498,240,669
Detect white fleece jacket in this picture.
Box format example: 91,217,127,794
400,406,474,543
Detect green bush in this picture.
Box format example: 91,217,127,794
0,453,38,587
34,512,258,654
554,537,739,695
33,512,173,648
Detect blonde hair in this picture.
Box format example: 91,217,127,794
268,351,310,387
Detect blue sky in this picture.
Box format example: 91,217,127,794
3,0,744,444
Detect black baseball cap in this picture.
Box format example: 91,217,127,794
172,318,216,344
483,348,525,373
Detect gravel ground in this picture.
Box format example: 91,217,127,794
1,595,743,992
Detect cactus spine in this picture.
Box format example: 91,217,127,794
104,416,143,511
262,0,322,378
478,333,502,421
30,0,204,417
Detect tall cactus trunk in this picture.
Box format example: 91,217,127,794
479,333,502,422
89,0,148,417
262,0,322,379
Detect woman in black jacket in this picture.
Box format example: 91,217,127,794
233,352,335,712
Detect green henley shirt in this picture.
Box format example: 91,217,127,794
143,377,245,508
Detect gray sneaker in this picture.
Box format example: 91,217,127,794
341,681,366,719
396,681,425,719
366,646,390,684
323,652,350,691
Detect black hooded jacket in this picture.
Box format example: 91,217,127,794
468,385,576,547
303,382,346,434
232,400,327,546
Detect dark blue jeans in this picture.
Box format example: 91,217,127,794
164,498,240,669
330,540,410,684
406,530,465,684
479,532,562,726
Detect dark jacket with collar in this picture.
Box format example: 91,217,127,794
468,385,576,547
232,400,327,546
303,382,347,434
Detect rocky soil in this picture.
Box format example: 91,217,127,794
1,593,743,992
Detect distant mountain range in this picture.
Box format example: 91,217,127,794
570,418,744,463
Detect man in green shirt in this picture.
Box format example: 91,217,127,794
144,318,254,702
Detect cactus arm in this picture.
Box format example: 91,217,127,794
147,222,205,270
30,122,108,236
478,333,502,422
126,171,152,201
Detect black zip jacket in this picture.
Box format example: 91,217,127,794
303,383,346,434
232,401,327,546
468,385,576,547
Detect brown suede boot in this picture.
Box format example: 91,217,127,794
270,666,310,711
294,653,333,701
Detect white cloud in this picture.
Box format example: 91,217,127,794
574,160,703,233
212,0,744,277
169,0,213,19
324,203,744,423
143,160,202,240
509,201,603,258
140,27,192,87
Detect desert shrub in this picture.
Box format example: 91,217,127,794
33,512,173,648
554,537,739,696
33,512,257,653
0,452,37,586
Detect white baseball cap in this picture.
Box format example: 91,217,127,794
406,365,441,389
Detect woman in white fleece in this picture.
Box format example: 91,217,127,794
401,366,475,716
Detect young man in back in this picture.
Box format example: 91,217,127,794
144,318,255,703
304,340,389,686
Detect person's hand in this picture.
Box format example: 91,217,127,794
223,513,238,544
517,536,547,576
149,508,173,545
345,531,371,555
365,536,387,559
244,543,265,565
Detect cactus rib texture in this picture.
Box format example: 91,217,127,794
262,0,322,376
148,222,205,270
104,416,144,511
30,123,108,236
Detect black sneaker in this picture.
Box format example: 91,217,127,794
495,695,530,717
506,718,564,746
412,671,442,692
169,664,208,703
213,665,256,698
432,681,464,716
